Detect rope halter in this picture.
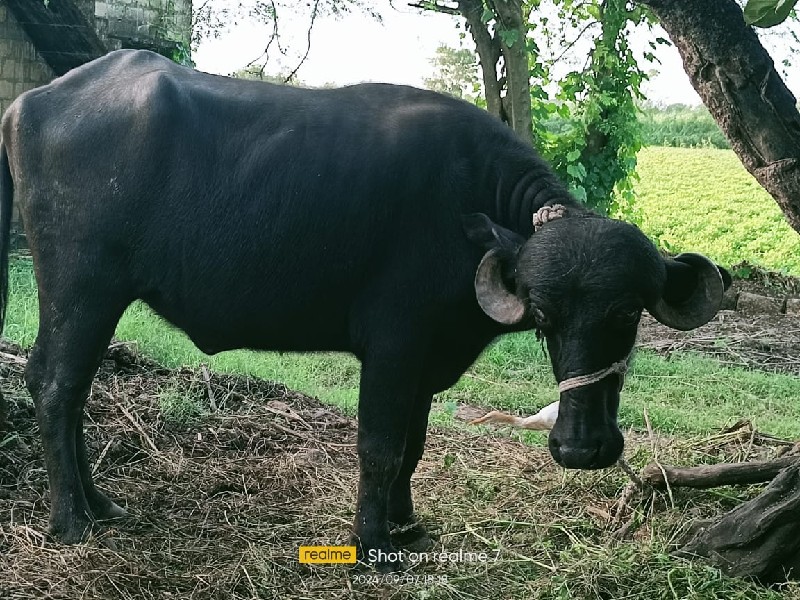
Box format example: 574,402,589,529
557,355,630,394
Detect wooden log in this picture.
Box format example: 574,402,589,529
676,463,800,582
641,457,800,489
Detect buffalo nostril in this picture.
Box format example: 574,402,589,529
548,437,563,465
552,445,600,470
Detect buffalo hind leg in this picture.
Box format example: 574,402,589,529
26,301,126,543
387,392,433,550
76,420,127,520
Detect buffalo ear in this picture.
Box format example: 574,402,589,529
474,249,527,325
648,253,725,331
462,213,526,256
462,214,528,325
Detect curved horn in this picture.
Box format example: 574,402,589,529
648,253,724,331
474,249,526,325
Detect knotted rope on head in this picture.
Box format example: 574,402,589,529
558,355,630,394
532,203,567,232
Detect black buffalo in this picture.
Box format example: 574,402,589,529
0,49,728,568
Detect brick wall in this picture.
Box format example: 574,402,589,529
0,5,54,118
95,0,192,50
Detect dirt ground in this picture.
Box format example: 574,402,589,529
1,290,798,599
633,268,800,376
638,309,800,376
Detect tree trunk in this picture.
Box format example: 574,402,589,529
490,0,534,146
416,1,534,146
637,0,800,234
460,0,504,119
675,463,800,583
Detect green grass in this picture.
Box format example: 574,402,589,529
158,383,206,426
7,258,800,441
635,146,800,276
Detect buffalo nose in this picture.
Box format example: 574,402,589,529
548,437,622,470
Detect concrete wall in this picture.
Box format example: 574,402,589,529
0,5,55,118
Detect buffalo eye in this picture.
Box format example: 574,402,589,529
615,308,641,327
532,307,552,331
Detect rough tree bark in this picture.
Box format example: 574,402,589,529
637,0,800,234
488,0,534,145
675,464,800,583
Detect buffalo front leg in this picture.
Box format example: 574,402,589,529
352,351,422,570
387,392,433,550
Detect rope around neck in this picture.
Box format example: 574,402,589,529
558,357,629,394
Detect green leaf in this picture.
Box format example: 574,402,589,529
481,7,494,23
566,149,581,161
566,163,586,179
498,28,520,47
743,0,798,27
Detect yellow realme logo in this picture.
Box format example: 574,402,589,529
298,545,357,564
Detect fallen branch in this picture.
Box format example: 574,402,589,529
0,351,27,366
641,456,800,489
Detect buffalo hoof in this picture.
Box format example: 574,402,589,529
50,519,120,551
49,517,99,546
390,521,433,552
89,495,128,521
353,537,408,573
374,554,407,574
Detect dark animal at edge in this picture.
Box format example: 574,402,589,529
0,49,730,569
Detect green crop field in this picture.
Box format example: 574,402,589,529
634,147,800,276
638,105,730,149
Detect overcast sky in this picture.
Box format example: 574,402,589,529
192,2,799,107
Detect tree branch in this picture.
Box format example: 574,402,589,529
408,1,460,16
642,456,800,489
283,0,320,83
